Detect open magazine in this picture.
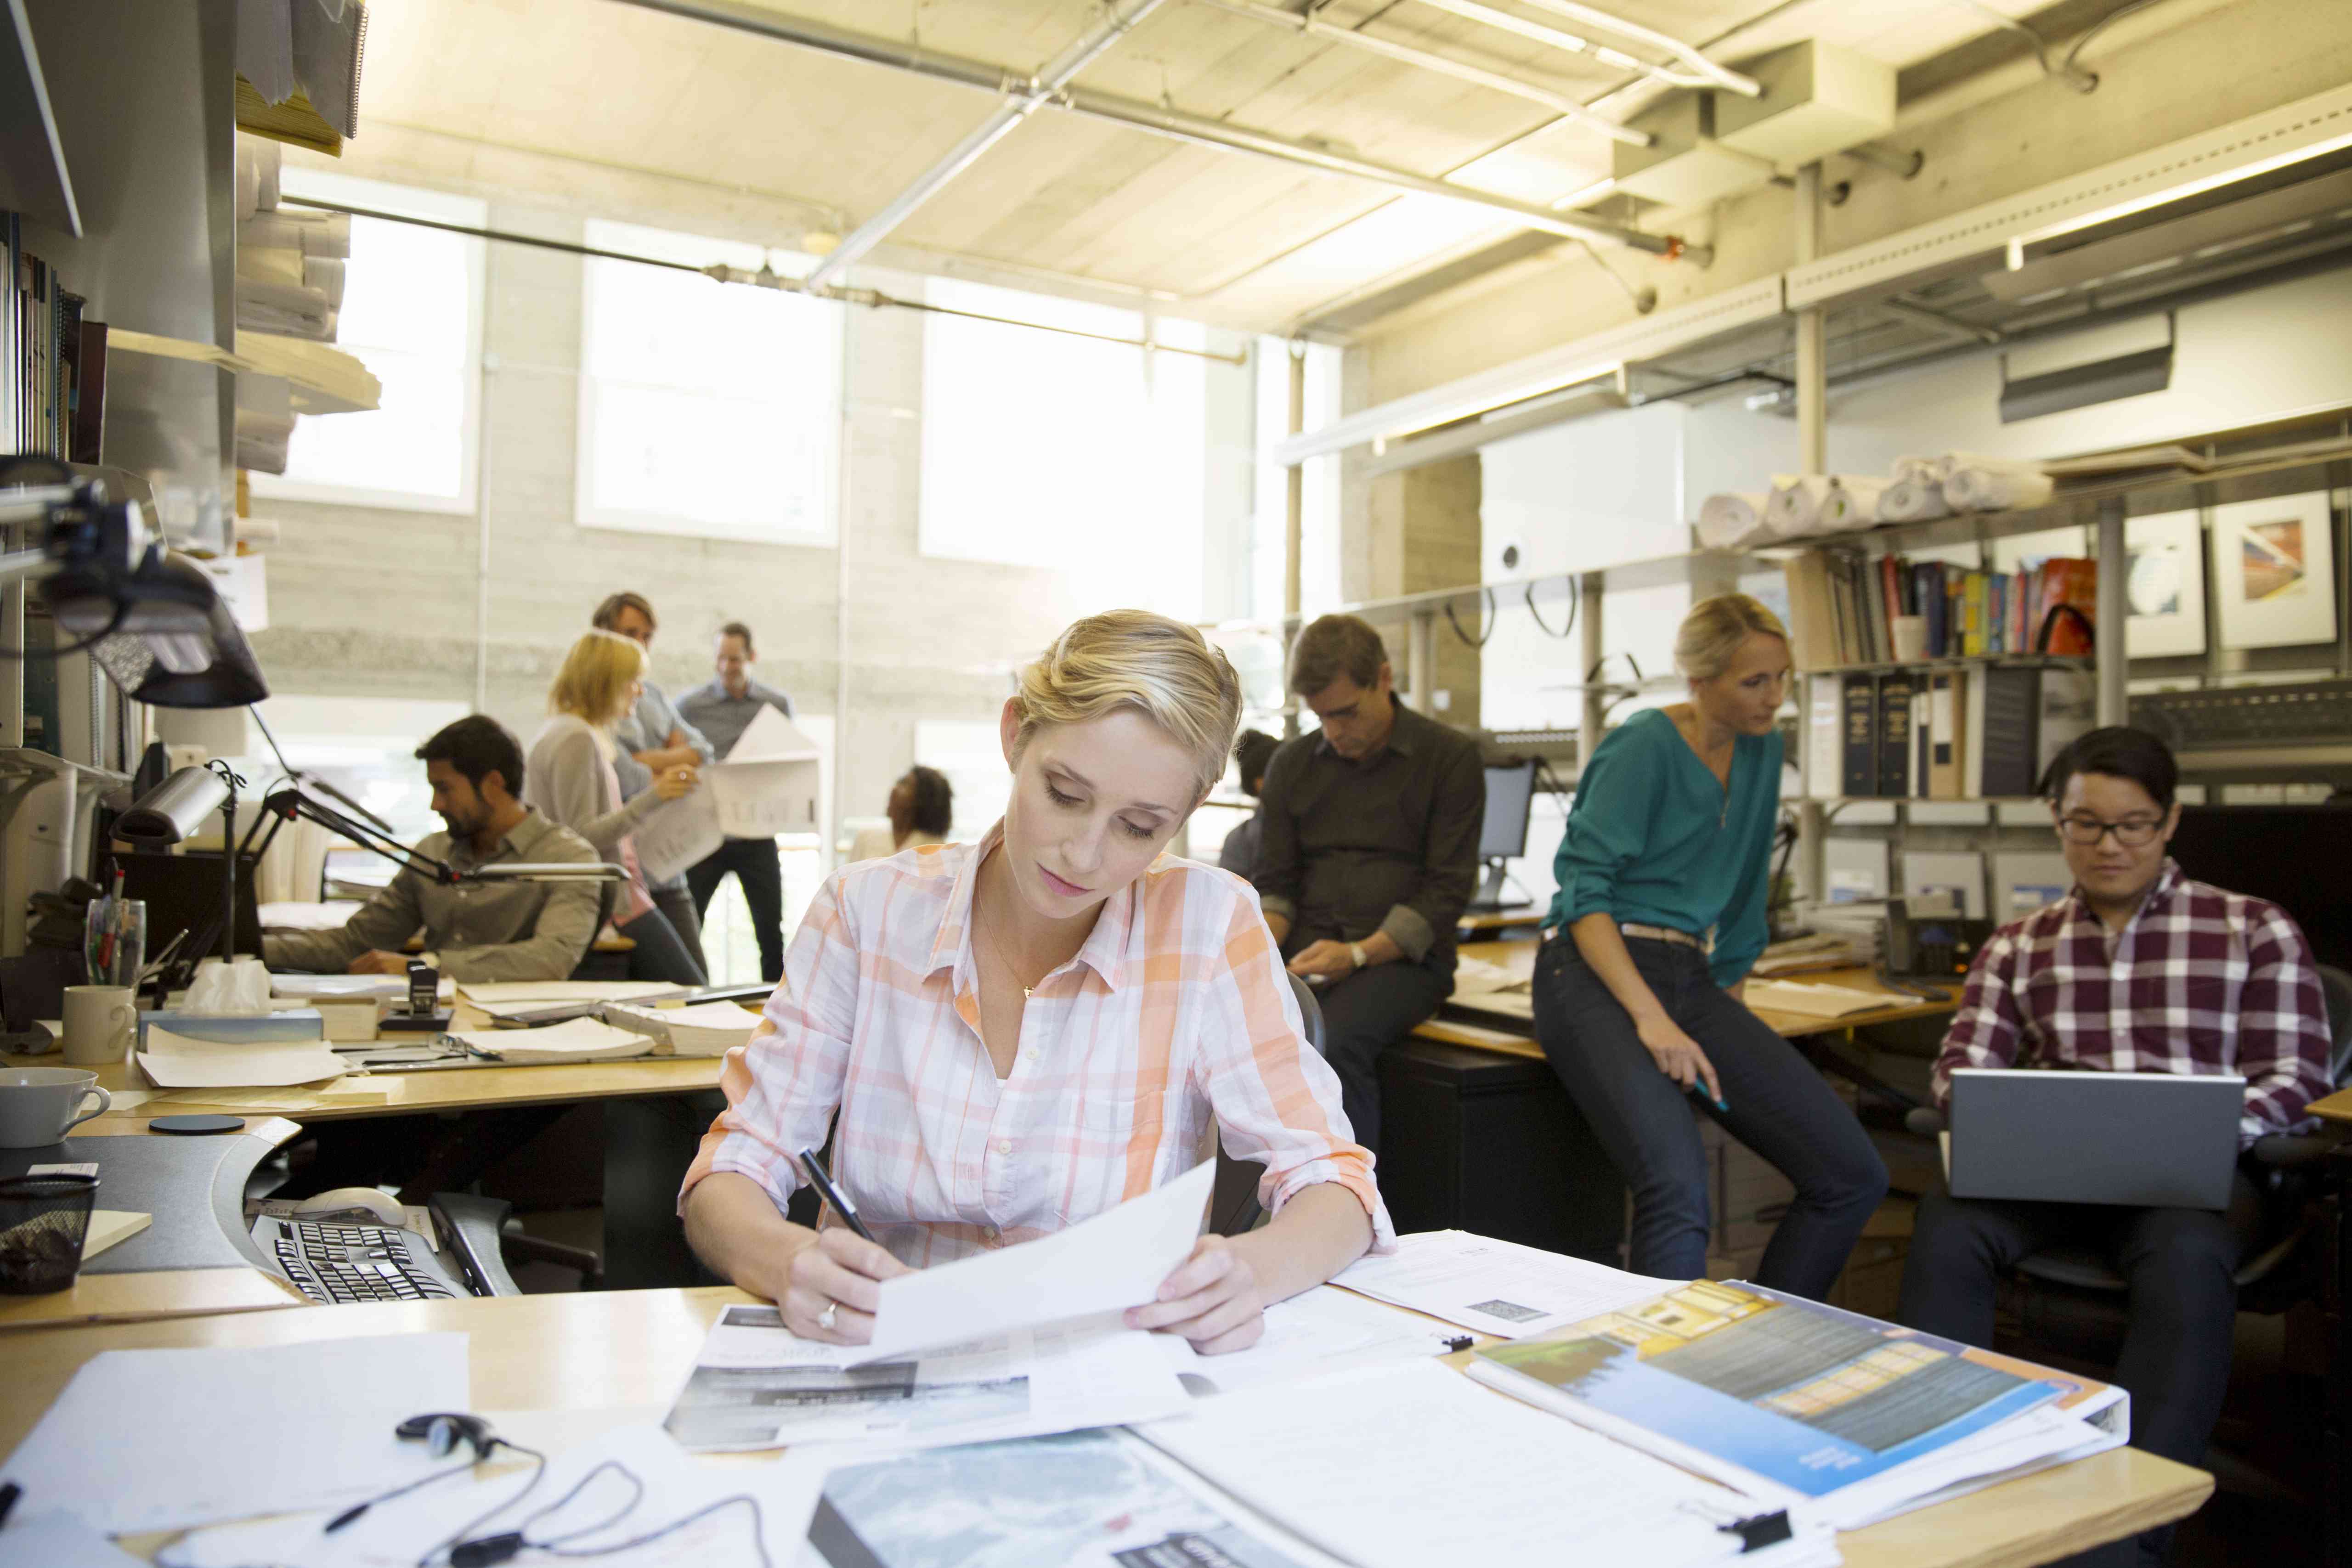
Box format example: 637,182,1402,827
1468,1278,2127,1530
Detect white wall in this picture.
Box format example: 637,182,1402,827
1823,268,2352,469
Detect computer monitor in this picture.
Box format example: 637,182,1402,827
2166,804,2352,973
1468,761,1540,911
117,850,263,977
1479,761,1538,860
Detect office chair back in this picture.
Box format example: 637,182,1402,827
1208,971,1329,1236
568,879,625,981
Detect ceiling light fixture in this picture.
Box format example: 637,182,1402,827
1378,362,1627,446
2003,129,2352,268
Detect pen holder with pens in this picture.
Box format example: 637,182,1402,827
82,897,147,989
0,1173,99,1294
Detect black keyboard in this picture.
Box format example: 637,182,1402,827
251,1214,469,1304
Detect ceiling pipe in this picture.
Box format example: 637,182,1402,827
1411,0,1755,95
1186,0,1650,147
606,0,1705,262
801,0,1168,292
1511,0,1761,95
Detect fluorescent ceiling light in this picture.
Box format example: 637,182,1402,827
2004,129,2352,269
1378,362,1625,446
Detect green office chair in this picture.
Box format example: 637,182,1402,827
1910,964,2352,1360
1209,971,1328,1237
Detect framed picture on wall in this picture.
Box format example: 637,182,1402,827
2122,509,2205,658
2213,492,2338,649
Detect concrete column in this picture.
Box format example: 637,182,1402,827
1578,572,1605,771
2095,498,2128,726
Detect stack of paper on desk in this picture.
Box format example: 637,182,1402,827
664,1302,1189,1452
1333,1230,1681,1339
458,979,682,1007
0,1334,469,1533
448,1016,656,1065
1132,1362,1841,1568
604,999,762,1056
1743,978,1914,1019
136,1028,350,1088
1466,1279,2127,1529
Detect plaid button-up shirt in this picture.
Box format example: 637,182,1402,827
1933,860,2333,1146
681,823,1392,1268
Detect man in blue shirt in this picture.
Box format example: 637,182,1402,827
677,621,796,983
593,591,714,973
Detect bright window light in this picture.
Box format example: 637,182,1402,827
918,278,1208,619
252,174,485,512
578,220,841,545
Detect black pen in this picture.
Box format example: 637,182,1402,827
798,1146,878,1245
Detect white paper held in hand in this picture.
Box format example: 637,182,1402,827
706,705,823,839
633,787,724,886
851,1158,1216,1365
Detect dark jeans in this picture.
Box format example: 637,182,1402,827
618,904,707,987
1898,1173,2263,1566
1531,934,1888,1298
1314,958,1451,1157
649,883,707,978
687,837,785,984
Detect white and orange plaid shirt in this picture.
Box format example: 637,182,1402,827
680,823,1393,1269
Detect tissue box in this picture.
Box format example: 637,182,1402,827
138,1008,325,1046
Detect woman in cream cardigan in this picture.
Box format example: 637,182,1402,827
526,629,707,987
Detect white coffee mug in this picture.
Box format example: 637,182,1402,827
62,985,137,1068
1891,615,1928,664
0,1067,113,1149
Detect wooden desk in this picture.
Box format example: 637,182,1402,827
1419,939,1959,1062
2306,1084,2352,1125
0,1286,2211,1568
1456,908,1546,936
0,1117,311,1333
0,998,742,1126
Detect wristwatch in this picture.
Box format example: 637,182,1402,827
1347,941,1368,970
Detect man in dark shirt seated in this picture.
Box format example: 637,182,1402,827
1898,727,2333,1567
263,716,604,983
1253,615,1484,1155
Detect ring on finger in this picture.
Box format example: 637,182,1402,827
818,1299,839,1332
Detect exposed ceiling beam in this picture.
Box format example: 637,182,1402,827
801,0,1168,291
1186,0,1650,147
605,0,1706,262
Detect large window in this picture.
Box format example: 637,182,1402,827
919,278,1207,619
577,220,841,545
252,174,485,511
1251,337,1342,623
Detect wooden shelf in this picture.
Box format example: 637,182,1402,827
107,327,379,415
1813,797,2047,808
1798,654,2091,678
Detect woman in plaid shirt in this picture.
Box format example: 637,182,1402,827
1900,727,2333,1564
681,611,1389,1356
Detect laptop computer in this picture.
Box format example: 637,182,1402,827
1946,1068,2245,1209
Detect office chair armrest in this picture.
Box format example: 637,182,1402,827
2248,1132,2340,1172
429,1191,523,1297
1904,1106,1947,1136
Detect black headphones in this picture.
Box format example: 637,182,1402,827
397,1412,499,1463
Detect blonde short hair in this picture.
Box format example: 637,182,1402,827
1676,593,1790,682
549,629,645,725
1012,611,1244,798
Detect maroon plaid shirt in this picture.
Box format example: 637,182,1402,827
1934,860,2333,1146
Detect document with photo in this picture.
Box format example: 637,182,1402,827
663,1304,1189,1452
1332,1230,1681,1339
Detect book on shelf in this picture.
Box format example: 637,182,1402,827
1804,675,1842,801
4,212,106,465
1781,546,2101,669
1877,671,1916,798
1840,673,1877,798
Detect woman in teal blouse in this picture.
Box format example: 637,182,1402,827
1533,594,1885,1297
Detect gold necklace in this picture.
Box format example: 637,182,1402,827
979,914,1041,1000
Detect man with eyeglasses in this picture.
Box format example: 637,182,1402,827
1898,727,2332,1565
